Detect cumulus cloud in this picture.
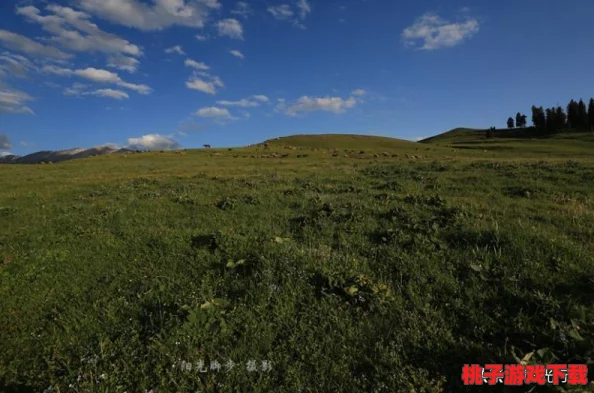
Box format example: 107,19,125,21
86,89,129,100
231,2,251,19
217,95,269,107
0,151,13,157
284,95,358,116
186,71,223,94
195,106,232,118
0,53,36,78
252,95,269,102
217,19,243,39
229,50,244,59
296,0,311,19
0,88,35,114
184,59,209,70
165,45,185,55
0,29,71,60
127,134,180,150
77,0,222,31
268,0,310,27
268,5,294,20
402,12,480,50
43,66,152,94
217,99,258,108
0,134,11,149
16,5,143,58
186,78,217,94
107,55,140,73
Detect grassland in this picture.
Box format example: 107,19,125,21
1,133,593,392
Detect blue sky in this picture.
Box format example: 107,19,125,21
1,0,594,155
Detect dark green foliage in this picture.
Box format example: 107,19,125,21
507,117,515,129
589,98,594,130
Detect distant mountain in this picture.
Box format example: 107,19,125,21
0,146,134,164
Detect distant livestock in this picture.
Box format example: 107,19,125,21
203,144,211,149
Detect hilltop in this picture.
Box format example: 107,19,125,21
261,134,417,150
419,127,594,157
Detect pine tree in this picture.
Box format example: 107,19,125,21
507,117,515,128
555,106,567,131
520,114,528,128
567,100,579,128
515,112,522,128
578,99,588,128
532,106,546,130
545,108,556,133
589,98,594,130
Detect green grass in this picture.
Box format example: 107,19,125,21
1,135,593,392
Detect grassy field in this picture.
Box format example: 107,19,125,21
1,133,593,392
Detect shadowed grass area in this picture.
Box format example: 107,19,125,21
1,134,593,392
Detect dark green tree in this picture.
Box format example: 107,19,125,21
520,114,528,127
567,99,579,128
507,117,515,129
545,108,556,133
555,106,567,131
578,99,588,128
515,112,522,128
589,98,594,130
531,106,546,130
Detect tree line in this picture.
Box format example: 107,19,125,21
504,98,594,133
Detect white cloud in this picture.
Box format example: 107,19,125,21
0,88,35,114
216,95,269,108
0,134,11,149
252,95,269,103
296,0,311,19
165,45,185,55
0,53,36,78
43,66,152,94
231,2,251,19
229,50,244,59
127,133,180,150
195,34,209,41
16,5,142,57
268,1,310,26
402,12,480,50
75,67,121,83
77,0,222,31
284,95,358,116
351,89,366,96
195,106,232,118
186,77,217,94
63,82,87,96
216,98,259,108
217,19,243,39
184,59,209,70
268,5,294,20
86,89,129,100
107,55,140,73
0,151,14,157
0,29,71,60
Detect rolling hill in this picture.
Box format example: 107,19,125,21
261,133,417,150
419,127,594,156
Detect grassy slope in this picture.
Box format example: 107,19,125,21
1,135,593,392
420,128,594,157
263,134,417,150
